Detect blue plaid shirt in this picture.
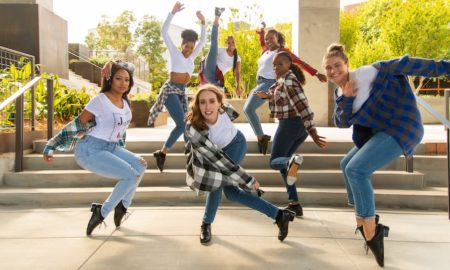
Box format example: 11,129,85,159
334,55,450,157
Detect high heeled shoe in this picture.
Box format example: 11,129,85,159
200,223,211,244
275,209,295,241
366,223,390,267
215,7,225,17
257,135,271,155
153,150,166,172
114,201,127,228
86,203,104,236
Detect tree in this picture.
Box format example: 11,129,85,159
135,15,168,90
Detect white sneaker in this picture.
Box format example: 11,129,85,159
287,154,303,185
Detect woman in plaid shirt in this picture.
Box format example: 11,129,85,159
255,51,327,218
323,44,450,267
185,84,296,244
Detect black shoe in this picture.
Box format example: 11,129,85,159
356,214,380,239
215,7,225,17
257,135,271,155
114,201,127,228
153,150,166,172
366,223,390,267
275,209,295,241
285,203,303,217
86,203,104,236
200,223,211,244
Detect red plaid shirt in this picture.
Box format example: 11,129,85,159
267,70,315,130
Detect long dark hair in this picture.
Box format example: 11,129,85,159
276,51,305,85
100,61,134,105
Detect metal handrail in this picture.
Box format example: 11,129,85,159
0,76,54,172
415,92,450,219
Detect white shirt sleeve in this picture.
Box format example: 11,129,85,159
85,95,104,117
161,13,178,57
191,23,206,59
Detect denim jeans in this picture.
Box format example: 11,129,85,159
203,130,279,224
270,117,308,202
243,77,276,136
340,131,402,218
204,24,220,85
74,136,146,218
164,87,187,149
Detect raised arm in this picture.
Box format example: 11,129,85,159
161,2,184,55
378,55,450,78
191,11,206,59
281,48,327,81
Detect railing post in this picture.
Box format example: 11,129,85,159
47,79,54,140
406,156,413,172
31,57,36,131
444,90,450,220
14,94,24,172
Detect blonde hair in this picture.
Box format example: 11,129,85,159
185,84,225,131
323,43,348,63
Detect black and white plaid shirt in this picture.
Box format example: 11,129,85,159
185,104,256,195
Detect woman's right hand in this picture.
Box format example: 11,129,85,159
43,154,53,163
342,80,357,97
172,2,184,14
101,61,113,80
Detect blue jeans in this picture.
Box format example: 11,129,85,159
164,87,187,149
74,136,147,218
203,130,279,224
340,131,402,218
204,24,221,85
270,117,308,202
243,77,276,136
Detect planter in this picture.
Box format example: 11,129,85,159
226,99,274,123
130,100,168,127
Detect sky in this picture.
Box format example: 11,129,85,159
53,0,363,44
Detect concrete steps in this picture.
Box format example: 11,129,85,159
2,138,447,210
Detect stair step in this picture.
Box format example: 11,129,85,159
4,169,424,189
0,186,445,210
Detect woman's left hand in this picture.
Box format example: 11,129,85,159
316,73,327,82
254,91,268,99
196,11,205,24
308,128,327,148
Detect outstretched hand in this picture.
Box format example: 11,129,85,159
316,72,327,82
342,80,357,97
196,11,205,24
308,127,327,148
172,1,184,14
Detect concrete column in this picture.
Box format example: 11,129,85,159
297,0,340,126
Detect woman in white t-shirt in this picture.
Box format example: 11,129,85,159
198,7,242,97
185,84,295,244
43,61,147,236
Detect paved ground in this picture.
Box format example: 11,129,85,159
0,206,449,270
1,124,447,269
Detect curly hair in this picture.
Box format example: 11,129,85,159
181,29,199,44
186,84,224,131
266,29,286,48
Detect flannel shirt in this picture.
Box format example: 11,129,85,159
42,115,126,156
185,104,256,195
147,81,187,126
267,70,315,130
257,29,317,76
334,55,450,157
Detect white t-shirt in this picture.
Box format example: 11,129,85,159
257,49,278,79
85,93,132,142
207,112,238,149
161,13,206,76
216,48,241,74
337,65,379,113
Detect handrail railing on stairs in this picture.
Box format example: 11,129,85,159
414,92,450,219
0,76,54,172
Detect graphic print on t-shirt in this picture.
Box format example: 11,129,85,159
109,112,131,141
